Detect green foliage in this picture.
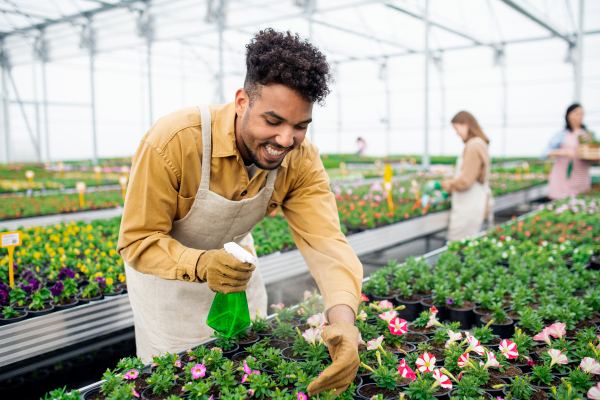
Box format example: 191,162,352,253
452,375,487,399
530,364,555,386
212,360,237,392
146,369,176,395
566,367,593,394
8,286,27,306
517,307,543,333
472,322,499,345
505,375,535,400
183,379,215,400
105,382,138,400
370,364,400,390
272,322,296,340
100,369,124,396
210,332,236,351
2,305,20,319
28,291,46,310
41,386,81,400
116,357,144,372
82,281,101,299
250,312,270,333
402,374,436,400
245,372,276,398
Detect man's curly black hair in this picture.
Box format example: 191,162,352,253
244,28,332,106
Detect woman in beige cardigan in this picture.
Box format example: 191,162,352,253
441,111,493,241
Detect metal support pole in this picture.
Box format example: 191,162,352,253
8,70,41,161
82,20,99,165
136,1,155,126
32,62,41,161
37,33,51,163
147,36,153,124
433,53,444,156
423,0,430,169
574,0,584,102
335,64,342,154
381,60,391,156
501,60,507,159
1,52,10,163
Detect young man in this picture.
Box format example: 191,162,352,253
117,28,362,395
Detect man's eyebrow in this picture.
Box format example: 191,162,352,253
264,111,312,125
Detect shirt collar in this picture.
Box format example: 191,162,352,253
212,101,289,168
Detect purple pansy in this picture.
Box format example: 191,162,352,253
58,268,75,280
21,270,35,281
0,283,10,293
95,276,107,290
446,298,454,305
50,281,64,297
18,283,33,296
29,279,41,291
0,290,8,306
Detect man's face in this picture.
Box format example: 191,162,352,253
235,84,313,170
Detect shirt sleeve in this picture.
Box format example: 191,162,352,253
281,149,363,317
541,130,565,159
441,141,485,193
117,140,204,283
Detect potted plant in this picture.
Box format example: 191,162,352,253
208,332,240,358
473,291,499,328
250,311,273,338
49,281,79,310
447,290,475,329
515,307,544,336
142,369,180,399
421,286,451,322
450,375,490,400
501,374,547,400
472,319,501,348
77,278,103,303
8,285,28,309
394,282,422,321
480,306,513,339
0,305,27,325
27,291,55,317
409,309,439,338
528,364,563,393
507,328,536,373
42,387,82,400
358,351,417,399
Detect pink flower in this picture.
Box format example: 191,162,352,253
271,303,284,311
242,374,249,383
358,332,365,345
123,369,139,380
527,359,535,367
132,388,140,398
367,335,384,351
360,294,370,302
482,352,501,370
297,393,308,400
547,322,567,339
430,306,438,315
533,327,552,346
243,360,252,374
191,364,206,379
304,290,312,301
580,357,600,375
357,310,368,321
426,313,442,329
302,327,323,345
432,369,453,389
174,359,181,368
378,300,395,311
307,313,327,328
297,308,305,315
548,349,568,367
458,353,471,368
416,352,436,373
464,335,485,356
378,310,397,324
397,360,417,381
499,339,519,360
249,389,255,396
388,317,408,336
445,330,462,348
588,383,600,400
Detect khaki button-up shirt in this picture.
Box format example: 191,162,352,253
117,102,363,314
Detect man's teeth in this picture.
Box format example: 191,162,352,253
265,145,284,156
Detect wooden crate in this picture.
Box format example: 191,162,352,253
578,144,600,160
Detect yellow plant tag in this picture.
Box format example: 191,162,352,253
340,162,347,176
1,231,22,287
76,181,86,209
119,176,129,202
383,165,394,212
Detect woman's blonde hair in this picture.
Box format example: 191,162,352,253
451,111,490,144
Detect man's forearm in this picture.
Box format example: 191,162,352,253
327,304,355,325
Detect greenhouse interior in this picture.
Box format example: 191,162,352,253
0,0,600,399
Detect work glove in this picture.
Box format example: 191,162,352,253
423,180,442,194
195,246,256,294
307,320,360,397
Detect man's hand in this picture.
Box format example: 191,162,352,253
307,318,359,397
195,246,255,293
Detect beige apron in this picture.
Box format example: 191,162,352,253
125,105,272,363
447,137,493,241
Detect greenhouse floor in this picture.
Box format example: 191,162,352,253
265,200,547,308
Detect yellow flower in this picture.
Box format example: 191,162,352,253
74,249,80,255
87,234,95,241
106,277,114,285
36,266,40,273
58,248,65,255
108,266,113,272
109,249,117,257
33,252,41,260
84,249,91,256
95,272,103,277
86,225,93,232
118,273,126,283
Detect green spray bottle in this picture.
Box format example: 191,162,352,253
206,242,254,337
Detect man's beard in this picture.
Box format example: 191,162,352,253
241,115,293,170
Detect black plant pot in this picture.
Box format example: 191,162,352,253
473,308,492,328
480,316,514,339
0,310,28,325
102,288,125,297
281,346,306,362
27,304,56,317
420,298,448,322
235,332,261,350
589,257,600,271
49,361,74,390
356,371,373,386
220,343,240,359
0,377,25,398
51,297,80,311
480,377,506,397
502,387,548,400
395,295,422,321
356,383,401,400
83,387,101,399
23,368,51,400
76,294,103,304
392,342,416,356
431,389,450,400
448,303,475,330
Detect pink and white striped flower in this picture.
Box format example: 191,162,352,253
458,353,471,368
358,332,365,346
302,328,323,345
481,352,501,370
533,327,553,347
588,383,600,400
378,310,398,324
397,359,417,381
367,335,384,351
499,339,519,360
445,330,462,348
432,369,453,390
464,334,485,356
304,291,312,301
388,317,408,336
430,306,438,315
191,364,206,379
378,300,395,311
426,313,443,329
271,303,285,311
307,313,327,328
416,352,436,373
580,357,600,375
548,349,568,367
547,322,567,339
356,310,368,321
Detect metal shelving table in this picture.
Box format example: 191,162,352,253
0,184,548,379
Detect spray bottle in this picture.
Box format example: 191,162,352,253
206,242,255,337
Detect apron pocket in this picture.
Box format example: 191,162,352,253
175,194,196,221
232,229,253,244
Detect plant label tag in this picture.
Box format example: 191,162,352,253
1,232,21,248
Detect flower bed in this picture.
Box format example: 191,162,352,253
30,195,600,400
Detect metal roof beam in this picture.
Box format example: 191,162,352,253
0,0,144,38
499,0,575,44
386,3,491,47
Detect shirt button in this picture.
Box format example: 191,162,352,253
241,190,247,196
183,274,190,281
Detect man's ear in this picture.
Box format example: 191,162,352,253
235,88,249,117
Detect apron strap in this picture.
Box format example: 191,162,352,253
265,168,278,188
198,105,212,191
